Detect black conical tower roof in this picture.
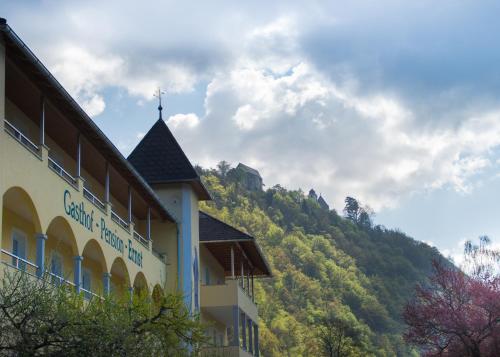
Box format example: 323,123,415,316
128,119,210,200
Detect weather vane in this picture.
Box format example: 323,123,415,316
154,87,166,120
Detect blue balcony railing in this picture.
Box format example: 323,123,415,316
48,156,77,186
3,119,39,155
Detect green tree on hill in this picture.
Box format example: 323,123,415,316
198,161,439,356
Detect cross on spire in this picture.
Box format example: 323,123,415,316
154,87,165,120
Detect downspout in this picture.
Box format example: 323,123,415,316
176,221,181,291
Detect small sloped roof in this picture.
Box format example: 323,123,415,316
128,119,210,200
199,211,271,277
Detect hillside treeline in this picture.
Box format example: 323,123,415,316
197,162,445,356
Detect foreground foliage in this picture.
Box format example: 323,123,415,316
404,238,500,357
0,270,206,356
198,162,444,356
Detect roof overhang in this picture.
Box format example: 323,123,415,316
201,239,272,277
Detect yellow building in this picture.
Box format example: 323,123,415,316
0,18,270,356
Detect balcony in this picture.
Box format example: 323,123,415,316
111,210,130,231
48,156,77,187
201,278,258,323
201,278,260,356
0,250,102,300
83,187,106,211
3,119,140,234
1,119,169,290
0,249,38,276
133,231,149,248
2,112,163,243
3,119,40,156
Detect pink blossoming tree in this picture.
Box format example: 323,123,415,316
404,237,500,357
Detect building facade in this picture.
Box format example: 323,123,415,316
0,18,270,356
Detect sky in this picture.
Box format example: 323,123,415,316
3,0,500,260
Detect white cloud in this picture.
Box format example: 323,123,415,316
233,105,261,130
167,113,200,129
137,132,146,140
249,16,296,40
47,44,197,117
7,0,500,215
80,94,106,117
172,53,500,210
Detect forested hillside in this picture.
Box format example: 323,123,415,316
197,163,446,356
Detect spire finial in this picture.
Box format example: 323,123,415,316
154,87,165,120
